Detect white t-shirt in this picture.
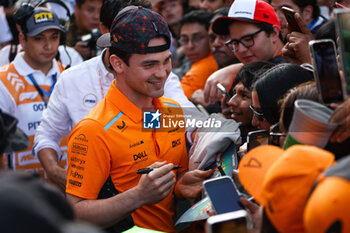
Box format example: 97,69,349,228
0,6,13,44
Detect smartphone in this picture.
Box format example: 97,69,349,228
309,39,345,104
203,176,243,215
206,210,253,233
334,9,350,95
247,130,269,152
281,6,302,33
217,83,232,100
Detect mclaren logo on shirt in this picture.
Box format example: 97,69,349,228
117,120,126,129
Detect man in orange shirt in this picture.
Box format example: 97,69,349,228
65,6,212,232
180,10,218,100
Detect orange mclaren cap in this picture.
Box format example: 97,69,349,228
238,145,335,233
304,156,350,233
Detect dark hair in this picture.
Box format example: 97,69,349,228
231,61,275,92
180,10,212,31
109,46,132,66
315,19,337,47
256,22,284,43
75,0,86,8
210,7,229,24
279,82,319,133
253,63,314,125
267,0,320,20
100,0,152,29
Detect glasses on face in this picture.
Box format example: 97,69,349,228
179,34,208,46
250,104,265,122
225,29,263,52
208,33,230,44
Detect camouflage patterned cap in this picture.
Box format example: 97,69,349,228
97,6,171,54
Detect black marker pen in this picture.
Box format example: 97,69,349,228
137,165,182,174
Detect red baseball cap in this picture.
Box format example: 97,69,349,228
212,0,281,35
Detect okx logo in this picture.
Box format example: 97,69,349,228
143,110,161,129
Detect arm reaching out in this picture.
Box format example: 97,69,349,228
204,63,243,104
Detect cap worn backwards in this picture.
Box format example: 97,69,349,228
96,6,171,54
211,0,281,35
25,7,64,37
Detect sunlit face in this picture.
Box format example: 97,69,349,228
112,37,172,103
159,0,183,27
227,82,253,126
21,29,60,70
269,0,300,39
208,27,238,68
251,90,271,130
180,22,211,63
74,0,102,33
228,21,276,64
199,0,225,13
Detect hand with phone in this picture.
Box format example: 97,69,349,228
309,39,345,104
203,176,244,214
282,12,314,65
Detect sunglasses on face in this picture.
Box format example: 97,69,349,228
249,104,265,122
225,29,263,52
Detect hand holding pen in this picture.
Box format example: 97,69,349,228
137,165,182,174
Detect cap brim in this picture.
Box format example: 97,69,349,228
4,127,29,153
212,16,262,35
26,26,64,37
96,33,111,48
238,145,283,205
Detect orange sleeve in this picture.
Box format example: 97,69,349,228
180,54,218,99
66,119,111,199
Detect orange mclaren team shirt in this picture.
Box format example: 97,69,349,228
66,80,188,232
181,53,218,99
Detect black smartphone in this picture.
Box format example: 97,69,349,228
203,176,243,215
247,130,269,152
281,6,302,33
206,210,253,233
309,39,345,104
334,9,350,95
217,83,232,100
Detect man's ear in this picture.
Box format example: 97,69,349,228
301,5,313,25
109,54,124,74
270,26,280,44
18,32,25,49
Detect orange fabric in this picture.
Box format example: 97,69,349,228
0,63,67,181
238,145,335,233
66,80,188,232
181,53,218,99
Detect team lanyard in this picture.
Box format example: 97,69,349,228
27,73,57,107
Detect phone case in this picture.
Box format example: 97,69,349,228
281,6,302,33
309,39,345,104
203,176,243,215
